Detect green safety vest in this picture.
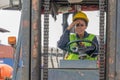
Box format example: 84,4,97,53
65,33,97,60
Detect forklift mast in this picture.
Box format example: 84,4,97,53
11,0,120,80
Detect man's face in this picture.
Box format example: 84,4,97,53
75,19,87,35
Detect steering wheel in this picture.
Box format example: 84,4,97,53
66,40,97,59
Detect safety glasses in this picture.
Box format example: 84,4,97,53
76,23,85,27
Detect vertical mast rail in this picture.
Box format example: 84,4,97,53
31,0,42,80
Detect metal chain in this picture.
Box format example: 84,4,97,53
99,0,105,80
43,0,50,80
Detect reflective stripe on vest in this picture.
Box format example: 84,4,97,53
65,33,97,60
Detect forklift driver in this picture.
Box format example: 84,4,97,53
57,11,99,60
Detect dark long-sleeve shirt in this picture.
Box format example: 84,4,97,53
57,29,99,57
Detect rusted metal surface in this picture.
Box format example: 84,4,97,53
106,0,117,80
47,0,99,5
31,0,42,80
115,0,120,79
1,0,99,11
20,0,31,80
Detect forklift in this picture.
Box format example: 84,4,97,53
4,0,119,80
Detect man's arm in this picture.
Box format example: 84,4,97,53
57,20,82,51
57,29,70,51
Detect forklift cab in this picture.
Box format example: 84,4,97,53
9,0,108,80
48,39,99,80
43,1,101,80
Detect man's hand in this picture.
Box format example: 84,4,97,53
66,20,80,30
79,42,85,47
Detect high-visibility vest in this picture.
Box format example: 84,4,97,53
65,33,97,60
